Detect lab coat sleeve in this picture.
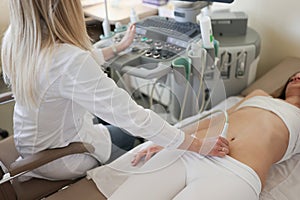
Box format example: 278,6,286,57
58,50,184,149
90,49,105,66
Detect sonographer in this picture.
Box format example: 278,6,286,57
1,0,229,180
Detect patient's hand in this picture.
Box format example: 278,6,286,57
131,144,163,166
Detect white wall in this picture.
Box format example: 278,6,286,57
0,0,12,136
214,0,300,78
0,0,10,74
0,0,9,41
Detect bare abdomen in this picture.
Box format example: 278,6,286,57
225,108,289,187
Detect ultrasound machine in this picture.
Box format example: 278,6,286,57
95,0,261,123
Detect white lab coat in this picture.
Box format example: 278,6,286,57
13,44,184,180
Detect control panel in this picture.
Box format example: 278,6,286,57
111,16,200,63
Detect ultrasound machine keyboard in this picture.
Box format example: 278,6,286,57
136,16,201,38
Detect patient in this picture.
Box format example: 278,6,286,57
102,71,300,200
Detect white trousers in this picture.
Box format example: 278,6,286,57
109,150,261,200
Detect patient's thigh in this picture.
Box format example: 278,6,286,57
173,173,258,200
109,150,186,200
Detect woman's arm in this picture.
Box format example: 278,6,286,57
101,24,136,61
59,50,185,150
131,134,229,166
181,118,211,134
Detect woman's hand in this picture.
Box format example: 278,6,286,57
179,134,229,157
131,144,164,166
117,24,136,52
199,136,230,157
101,24,136,61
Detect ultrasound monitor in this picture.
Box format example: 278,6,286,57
173,0,234,23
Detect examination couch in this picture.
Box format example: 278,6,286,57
1,57,300,200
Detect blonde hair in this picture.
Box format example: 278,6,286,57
1,0,93,108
